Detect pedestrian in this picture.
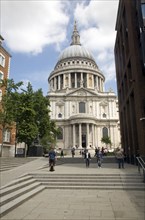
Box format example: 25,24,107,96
115,148,124,169
71,148,75,158
48,147,56,171
60,149,64,158
84,149,91,168
96,148,103,168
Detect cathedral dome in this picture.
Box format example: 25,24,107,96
58,44,95,62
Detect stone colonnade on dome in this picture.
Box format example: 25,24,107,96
50,72,104,92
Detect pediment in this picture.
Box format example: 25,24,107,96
99,101,108,106
56,100,65,106
66,88,97,97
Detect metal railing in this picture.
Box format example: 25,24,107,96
136,157,145,182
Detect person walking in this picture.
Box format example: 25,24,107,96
115,148,124,169
84,149,91,168
48,147,56,171
60,149,64,158
96,148,103,168
71,148,75,158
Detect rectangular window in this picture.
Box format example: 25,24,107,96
0,54,5,67
3,130,11,142
79,102,86,113
141,3,145,18
0,72,4,80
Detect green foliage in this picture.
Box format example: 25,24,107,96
101,136,112,146
0,79,23,156
0,79,58,156
0,79,23,129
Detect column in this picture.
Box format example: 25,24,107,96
75,73,77,88
81,72,83,81
79,123,82,148
94,125,97,148
58,75,60,90
73,124,76,148
69,73,71,88
86,74,88,88
54,77,56,91
63,74,65,89
92,124,95,148
86,123,89,148
98,78,100,91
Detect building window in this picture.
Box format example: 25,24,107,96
79,102,85,113
58,113,62,118
57,127,63,140
3,129,11,142
103,113,107,118
0,71,4,80
0,54,5,67
102,127,108,138
141,3,145,18
0,89,2,101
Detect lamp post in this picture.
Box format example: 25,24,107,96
14,121,17,157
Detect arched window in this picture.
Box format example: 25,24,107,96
79,102,85,113
58,113,62,118
102,127,108,138
103,113,106,118
57,127,63,140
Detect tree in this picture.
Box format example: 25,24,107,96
32,89,58,152
0,79,23,157
15,83,38,156
101,136,112,149
0,79,58,157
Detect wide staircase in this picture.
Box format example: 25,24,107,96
0,157,145,217
57,155,116,164
0,157,37,172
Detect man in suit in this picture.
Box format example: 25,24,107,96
84,149,91,168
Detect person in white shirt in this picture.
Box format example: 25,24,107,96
84,149,91,168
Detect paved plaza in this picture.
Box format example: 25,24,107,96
0,157,145,220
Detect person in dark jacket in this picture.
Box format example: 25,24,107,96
48,148,56,171
84,149,91,168
96,148,103,168
115,148,124,169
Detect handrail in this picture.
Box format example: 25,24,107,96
136,157,145,183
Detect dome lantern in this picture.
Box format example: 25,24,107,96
70,21,81,46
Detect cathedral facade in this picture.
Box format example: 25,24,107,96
48,23,120,153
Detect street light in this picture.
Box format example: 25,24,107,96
14,121,18,157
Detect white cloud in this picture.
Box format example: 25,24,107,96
74,0,119,87
1,1,69,54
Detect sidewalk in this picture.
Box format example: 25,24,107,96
0,157,145,220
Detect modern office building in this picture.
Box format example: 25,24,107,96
0,36,16,157
114,0,145,162
48,22,120,154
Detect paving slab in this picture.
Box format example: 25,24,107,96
0,157,145,220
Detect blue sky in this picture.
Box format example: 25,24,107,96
1,0,119,96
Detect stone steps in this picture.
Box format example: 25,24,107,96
0,166,144,217
0,186,44,217
0,175,45,217
57,156,117,164
0,158,37,172
31,173,145,191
